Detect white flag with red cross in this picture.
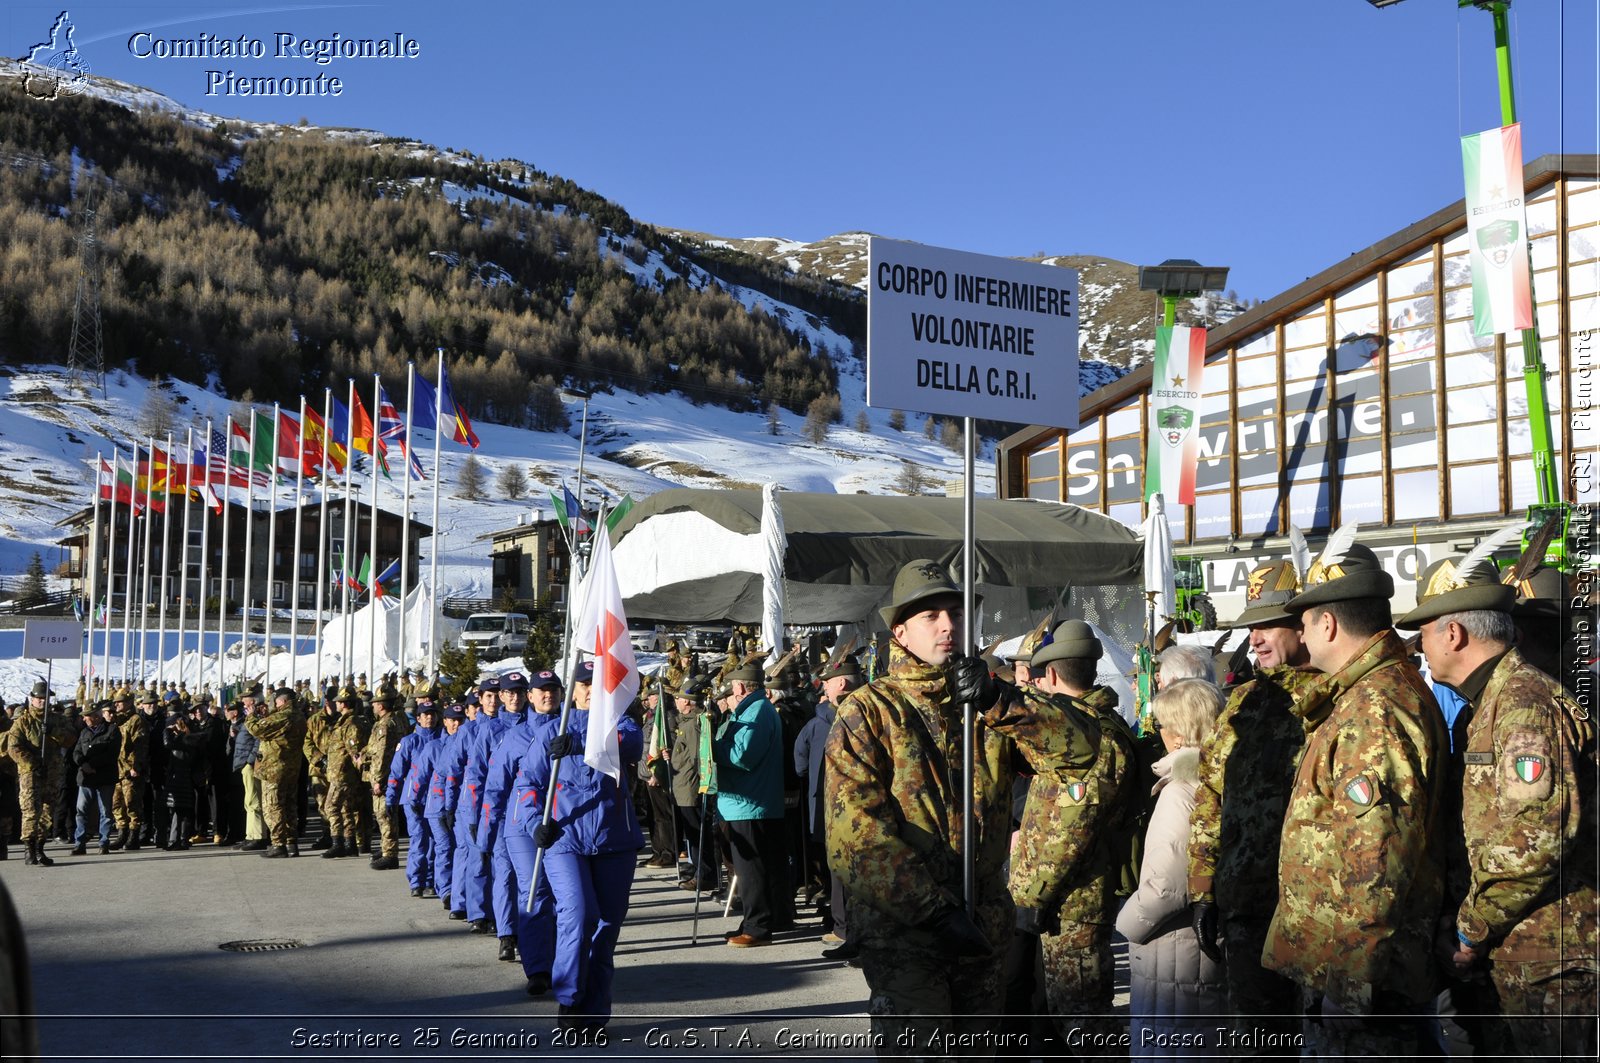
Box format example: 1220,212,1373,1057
575,524,640,783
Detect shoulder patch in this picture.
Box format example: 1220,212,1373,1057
1344,772,1378,809
1065,780,1087,803
1499,731,1555,803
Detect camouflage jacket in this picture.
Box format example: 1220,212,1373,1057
326,713,370,784
116,712,150,777
825,644,1099,952
1454,648,1597,973
1187,665,1319,911
363,711,411,787
1263,630,1447,1014
304,712,332,782
247,705,308,785
1008,685,1136,943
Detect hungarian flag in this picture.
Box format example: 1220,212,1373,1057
574,524,640,783
99,457,139,509
438,360,480,449
1144,325,1207,506
1462,123,1533,335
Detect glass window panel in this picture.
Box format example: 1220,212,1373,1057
1573,228,1600,265
1389,323,1437,364
1526,193,1557,238
1510,457,1563,509
1236,447,1279,488
1444,318,1495,355
1452,464,1497,515
1068,419,1098,444
1202,359,1230,399
1288,480,1332,530
1505,417,1533,456
1108,501,1143,532
1534,299,1560,337
1284,345,1328,380
1195,413,1231,492
1338,447,1382,476
1443,229,1471,257
1236,384,1277,422
1027,447,1059,482
1446,353,1497,388
1104,436,1143,503
1338,369,1381,404
1340,475,1383,524
1284,313,1325,350
1387,250,1435,298
1389,428,1438,470
1026,478,1060,501
1105,402,1140,437
1531,232,1559,272
1388,358,1437,397
1193,491,1231,539
1393,468,1440,522
1442,284,1474,322
1387,292,1434,330
1568,261,1600,299
1167,506,1188,545
1336,276,1380,311
1063,443,1101,505
1568,184,1600,227
1448,423,1498,462
1284,440,1329,484
1240,486,1281,537
1572,294,1600,334
1234,357,1279,392
1441,383,1495,423
1237,329,1277,358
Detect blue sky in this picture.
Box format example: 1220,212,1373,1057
5,1,1596,300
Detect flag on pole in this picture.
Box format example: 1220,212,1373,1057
551,484,591,535
303,404,344,474
603,494,635,534
348,390,391,477
229,416,278,479
371,557,399,598
1144,325,1207,506
410,372,441,431
1462,122,1533,335
276,408,306,476
112,454,145,512
437,361,480,449
377,383,427,480
574,525,640,783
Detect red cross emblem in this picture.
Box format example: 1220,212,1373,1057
594,610,630,694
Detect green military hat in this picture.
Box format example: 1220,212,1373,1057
1511,565,1570,620
241,683,264,699
337,688,362,707
1395,557,1516,629
1030,620,1102,672
816,654,863,681
372,684,400,704
29,681,51,700
879,558,970,630
671,673,710,700
726,658,764,685
94,699,115,714
1286,530,1393,611
136,688,160,706
1228,559,1303,627
1011,613,1053,665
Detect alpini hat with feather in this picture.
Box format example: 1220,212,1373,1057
1030,620,1102,672
1285,524,1393,610
1395,523,1525,628
1228,526,1311,627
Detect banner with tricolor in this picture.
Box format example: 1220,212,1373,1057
1143,325,1206,506
1462,122,1533,336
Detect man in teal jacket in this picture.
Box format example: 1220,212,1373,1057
714,659,790,946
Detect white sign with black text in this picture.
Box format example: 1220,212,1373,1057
23,619,83,660
867,238,1079,429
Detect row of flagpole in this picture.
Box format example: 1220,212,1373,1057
78,353,480,698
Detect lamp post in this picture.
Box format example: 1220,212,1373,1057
559,386,592,666
1137,259,1231,328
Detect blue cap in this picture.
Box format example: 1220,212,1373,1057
442,704,467,721
572,660,594,685
477,677,500,695
500,671,529,692
529,670,562,691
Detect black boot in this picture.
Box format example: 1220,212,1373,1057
310,827,332,851
344,834,359,857
109,828,128,851
287,839,300,857
371,854,398,870
125,832,142,852
70,840,88,856
261,844,289,858
497,936,516,962
34,838,53,867
321,837,347,859
0,839,8,860
23,840,39,866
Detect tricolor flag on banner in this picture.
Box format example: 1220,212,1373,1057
1462,123,1533,336
1144,325,1207,506
575,525,639,783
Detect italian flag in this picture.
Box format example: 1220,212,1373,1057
1144,325,1206,506
1462,123,1533,336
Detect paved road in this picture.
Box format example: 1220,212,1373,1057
6,837,1132,1061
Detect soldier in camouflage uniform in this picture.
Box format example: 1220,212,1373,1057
247,686,308,858
1006,621,1136,1049
1399,557,1598,1060
1265,543,1448,1056
362,686,410,870
322,689,369,859
825,561,1100,1060
304,692,336,850
111,689,152,851
1187,559,1319,1050
6,683,73,866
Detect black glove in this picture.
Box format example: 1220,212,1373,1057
547,731,577,760
440,810,455,835
533,821,562,849
1192,900,1222,962
1014,905,1050,937
923,905,992,959
950,655,1016,710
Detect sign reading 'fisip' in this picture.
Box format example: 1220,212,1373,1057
867,237,1079,430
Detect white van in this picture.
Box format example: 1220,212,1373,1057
460,612,530,661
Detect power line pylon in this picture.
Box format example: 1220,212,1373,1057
67,180,106,393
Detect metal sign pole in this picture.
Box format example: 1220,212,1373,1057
960,416,976,915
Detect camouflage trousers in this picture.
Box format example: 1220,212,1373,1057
17,766,50,839
112,776,145,831
307,774,328,822
1221,916,1300,1054
1481,964,1598,1062
325,773,358,836
859,944,1006,1061
260,775,298,847
1038,922,1119,1050
1300,989,1428,1059
370,792,397,857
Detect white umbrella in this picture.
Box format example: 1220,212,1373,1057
1141,492,1177,629
759,483,787,666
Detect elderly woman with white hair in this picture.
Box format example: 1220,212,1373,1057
1116,677,1228,1059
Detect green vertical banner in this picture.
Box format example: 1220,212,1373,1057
1461,123,1533,336
1144,325,1207,505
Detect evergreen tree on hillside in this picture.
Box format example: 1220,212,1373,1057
17,551,47,608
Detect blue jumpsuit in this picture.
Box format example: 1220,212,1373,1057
388,722,440,891
528,710,644,1023
483,706,529,939
483,708,559,980
425,726,467,910
455,711,508,923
